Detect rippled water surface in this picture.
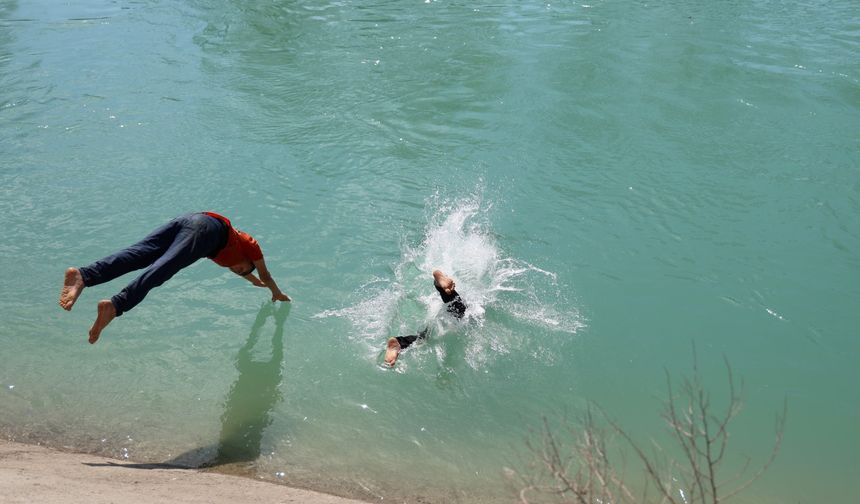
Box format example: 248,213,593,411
1,1,858,502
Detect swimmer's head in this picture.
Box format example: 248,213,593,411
230,259,256,277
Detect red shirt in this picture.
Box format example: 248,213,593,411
204,212,263,267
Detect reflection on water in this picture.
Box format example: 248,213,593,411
215,301,290,466
167,302,290,470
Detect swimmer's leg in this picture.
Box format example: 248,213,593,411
398,326,430,349
385,327,430,367
384,328,430,367
384,338,402,367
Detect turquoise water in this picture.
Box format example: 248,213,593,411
1,0,858,502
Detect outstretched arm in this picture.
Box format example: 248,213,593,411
242,273,266,287
252,258,291,302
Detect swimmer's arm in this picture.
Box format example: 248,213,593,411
252,258,292,302
243,273,266,287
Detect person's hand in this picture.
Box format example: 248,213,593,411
272,291,291,302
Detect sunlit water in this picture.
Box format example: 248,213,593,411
1,1,858,502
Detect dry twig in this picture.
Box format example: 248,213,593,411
515,350,785,504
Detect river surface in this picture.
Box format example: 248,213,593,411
1,1,858,502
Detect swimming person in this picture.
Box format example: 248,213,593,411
384,270,466,366
58,212,291,344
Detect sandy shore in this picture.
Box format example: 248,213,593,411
0,439,368,504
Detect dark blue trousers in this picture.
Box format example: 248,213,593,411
79,213,227,317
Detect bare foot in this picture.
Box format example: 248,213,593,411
384,337,401,367
89,300,116,344
59,267,85,311
432,270,456,296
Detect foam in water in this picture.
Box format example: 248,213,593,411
315,191,584,369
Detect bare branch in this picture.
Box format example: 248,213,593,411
515,347,785,504
721,399,787,501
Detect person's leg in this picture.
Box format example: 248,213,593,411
88,214,225,343
78,218,186,287
396,327,428,349
59,268,87,311
384,328,429,367
384,338,402,367
88,300,117,344
448,297,466,319
111,214,223,316
60,217,183,311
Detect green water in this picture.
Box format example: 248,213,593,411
1,1,858,502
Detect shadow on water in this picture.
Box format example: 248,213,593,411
209,301,290,468
86,302,291,472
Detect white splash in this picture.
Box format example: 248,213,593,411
316,190,584,368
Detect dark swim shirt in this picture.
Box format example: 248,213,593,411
435,285,467,319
